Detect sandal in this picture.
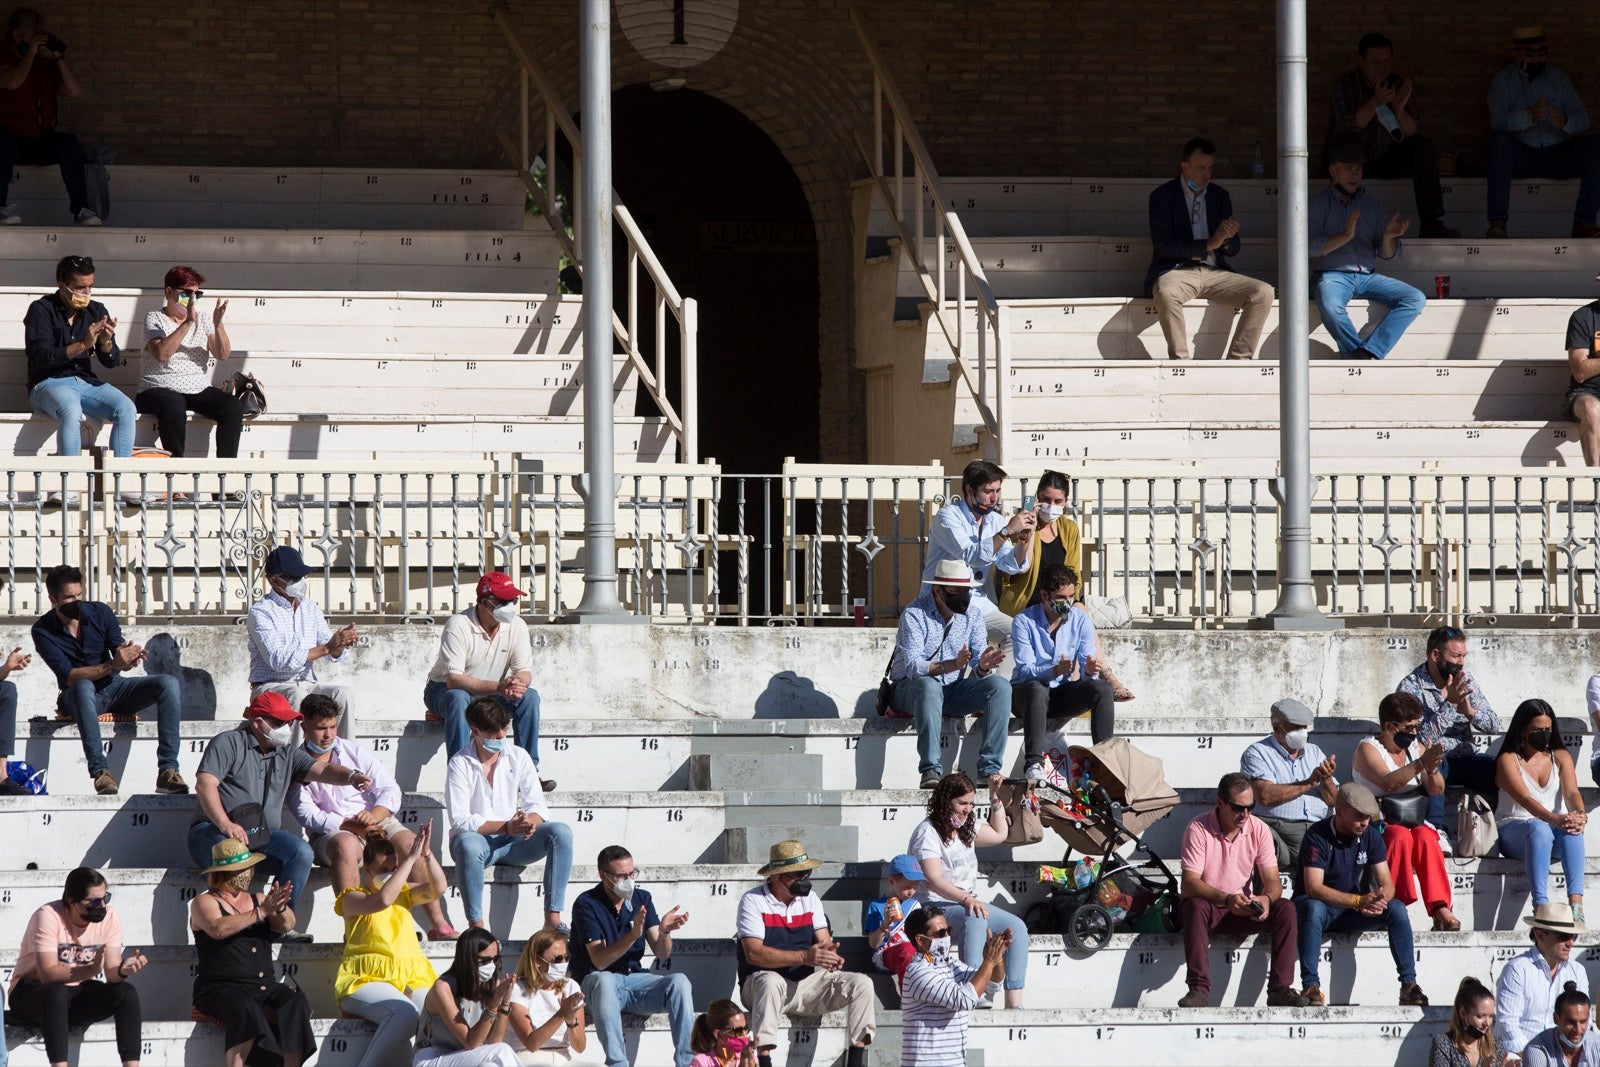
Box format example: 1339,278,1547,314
1430,909,1461,932
1099,664,1136,702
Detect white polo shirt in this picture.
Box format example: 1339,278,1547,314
427,606,534,685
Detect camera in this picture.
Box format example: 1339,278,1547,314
19,34,66,58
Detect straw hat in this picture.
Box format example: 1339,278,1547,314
756,839,823,877
928,559,978,588
1524,901,1587,935
202,838,266,875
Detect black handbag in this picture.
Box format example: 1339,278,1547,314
226,372,267,419
227,802,272,850
1378,790,1429,828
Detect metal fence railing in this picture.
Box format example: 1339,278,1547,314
5,459,1600,628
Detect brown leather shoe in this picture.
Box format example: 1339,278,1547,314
1300,983,1326,1007
1178,988,1209,1008
1419,221,1461,239
1267,985,1307,1007
1399,982,1429,1007
1485,221,1509,239
1574,222,1600,239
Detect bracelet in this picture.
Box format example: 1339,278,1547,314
1350,893,1361,909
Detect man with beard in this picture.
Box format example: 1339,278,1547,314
1396,625,1500,835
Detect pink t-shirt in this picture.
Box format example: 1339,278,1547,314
1179,809,1275,896
10,902,123,990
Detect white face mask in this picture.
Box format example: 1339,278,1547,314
281,578,308,600
265,722,294,748
612,876,636,902
928,935,952,961
1284,728,1309,750
491,602,519,625
371,870,392,889
477,961,498,982
545,960,569,982
1037,503,1064,522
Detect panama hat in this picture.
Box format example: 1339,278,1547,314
757,839,823,877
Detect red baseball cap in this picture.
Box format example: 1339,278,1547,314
476,572,525,600
244,691,301,723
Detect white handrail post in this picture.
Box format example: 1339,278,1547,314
682,297,699,463
994,304,1011,463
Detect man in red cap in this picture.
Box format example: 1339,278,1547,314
185,691,373,930
424,571,549,786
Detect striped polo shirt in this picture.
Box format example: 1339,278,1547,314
735,882,828,983
900,953,986,1066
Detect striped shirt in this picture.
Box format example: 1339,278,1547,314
1239,735,1334,822
900,954,987,1067
735,882,827,983
247,590,342,684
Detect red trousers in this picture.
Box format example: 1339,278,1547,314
1384,822,1450,912
1179,895,1297,994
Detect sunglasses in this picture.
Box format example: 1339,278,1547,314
79,893,111,906
62,255,94,275
174,288,205,300
721,1026,750,1036
1227,802,1255,815
542,954,569,965
478,953,501,963
925,928,951,939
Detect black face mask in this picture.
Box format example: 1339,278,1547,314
1437,660,1463,678
1393,731,1417,749
56,600,82,621
942,591,971,615
80,900,107,923
1527,729,1555,752
1522,62,1548,81
788,876,813,898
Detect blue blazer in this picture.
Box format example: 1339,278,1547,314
1143,178,1242,297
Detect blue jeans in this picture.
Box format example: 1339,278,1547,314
893,673,1011,778
449,821,573,924
1499,817,1587,906
28,376,137,458
1296,896,1415,989
1313,271,1426,359
944,901,1029,991
423,680,541,763
580,970,693,1067
187,821,314,909
1485,130,1600,223
60,674,181,776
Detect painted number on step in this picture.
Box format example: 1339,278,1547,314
1195,1028,1216,1039
576,809,594,822
1379,1026,1403,1039
129,812,148,826
792,1028,814,1044
881,807,899,821
711,883,728,896
665,809,684,822
1044,952,1062,966
1196,736,1213,748
1287,1026,1306,1039
1137,951,1157,965
1096,1027,1116,1039
641,738,659,750
1007,1029,1028,1041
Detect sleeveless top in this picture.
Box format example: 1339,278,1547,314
1353,737,1424,798
416,972,486,1052
1497,754,1565,824
192,890,279,996
333,881,437,1001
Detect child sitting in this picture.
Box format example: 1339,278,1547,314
864,854,926,975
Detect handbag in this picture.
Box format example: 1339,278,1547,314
4,760,47,795
876,616,954,719
1378,790,1429,828
1455,792,1498,859
994,779,1044,845
225,372,267,419
226,802,272,851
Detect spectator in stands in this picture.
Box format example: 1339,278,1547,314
569,843,692,1067
416,928,522,1066
1177,772,1304,1008
897,906,1007,1067
1430,977,1503,1067
1241,697,1338,869
907,773,1028,1008
865,854,925,975
0,644,30,795
190,839,316,1067
736,839,875,1067
1310,136,1425,361
509,929,600,1066
188,690,372,921
425,572,549,787
1496,699,1587,923
1328,32,1458,238
1522,983,1599,1067
0,8,98,225
288,693,457,939
8,867,146,1067
1010,563,1115,780
335,824,447,1067
890,559,1010,790
920,459,1033,648
31,563,187,796
1497,903,1589,1061
25,255,135,458
1143,136,1276,361
993,470,1080,611
446,696,572,933
1486,25,1600,240
247,545,358,732
1562,281,1600,468
1397,624,1501,832
136,265,243,458
688,1000,757,1067
1295,782,1427,1007
1587,670,1600,785
1352,692,1459,931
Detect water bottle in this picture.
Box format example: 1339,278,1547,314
1252,141,1265,179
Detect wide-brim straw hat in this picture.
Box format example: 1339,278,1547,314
757,839,823,877
202,837,267,875
1524,901,1587,935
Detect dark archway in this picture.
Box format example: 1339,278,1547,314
609,84,820,473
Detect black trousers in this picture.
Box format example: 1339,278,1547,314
0,129,88,215
8,978,142,1063
1363,135,1446,224
135,386,245,457
1014,676,1116,762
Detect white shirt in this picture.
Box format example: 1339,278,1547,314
1184,184,1218,267
508,977,581,1051
141,308,216,393
445,744,549,837
427,607,533,684
908,818,978,904
1497,945,1589,1054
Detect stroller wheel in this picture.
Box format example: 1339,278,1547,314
1066,902,1115,953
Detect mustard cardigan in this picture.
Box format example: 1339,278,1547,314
993,518,1083,617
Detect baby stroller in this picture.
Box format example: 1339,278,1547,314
1024,736,1182,954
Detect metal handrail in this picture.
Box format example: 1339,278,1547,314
850,6,1009,461
492,8,698,463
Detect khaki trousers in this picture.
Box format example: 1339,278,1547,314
1152,266,1274,359
741,968,876,1050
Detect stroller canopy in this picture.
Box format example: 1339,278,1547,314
1041,737,1181,853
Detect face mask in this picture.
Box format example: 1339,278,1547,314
305,739,332,755
63,290,91,310
56,600,82,621
1393,731,1417,749
1284,729,1308,751
371,870,392,889
965,493,994,516
724,1036,752,1055
479,738,506,754
611,876,636,902
928,935,952,960
224,870,253,893
265,721,294,748
943,591,971,615
477,961,498,982
1183,177,1203,193
491,602,519,624
1527,729,1554,752
1560,1032,1586,1051
788,876,813,898
1523,63,1548,81
280,578,308,600
80,900,107,923
1461,1023,1484,1040
177,291,194,306
545,960,569,982
1437,660,1463,678
1037,503,1064,522
950,812,968,831
1049,597,1074,617
1374,103,1401,136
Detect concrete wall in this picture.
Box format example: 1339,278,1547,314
1,622,1591,727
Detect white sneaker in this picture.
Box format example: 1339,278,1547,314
1436,831,1453,858
74,207,102,226
0,205,20,225
1024,762,1047,784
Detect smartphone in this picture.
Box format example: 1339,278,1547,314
1250,900,1265,917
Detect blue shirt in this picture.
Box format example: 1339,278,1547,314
1521,1027,1600,1067
31,601,126,693
246,590,341,685
1009,602,1095,686
1490,63,1590,148
569,883,661,982
890,592,991,685
920,497,1023,599
1294,816,1386,898
1309,186,1400,275
1240,736,1334,822
1497,945,1591,1056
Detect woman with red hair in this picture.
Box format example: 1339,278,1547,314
136,265,243,457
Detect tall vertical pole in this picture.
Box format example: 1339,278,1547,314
1261,0,1338,629
571,0,627,619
